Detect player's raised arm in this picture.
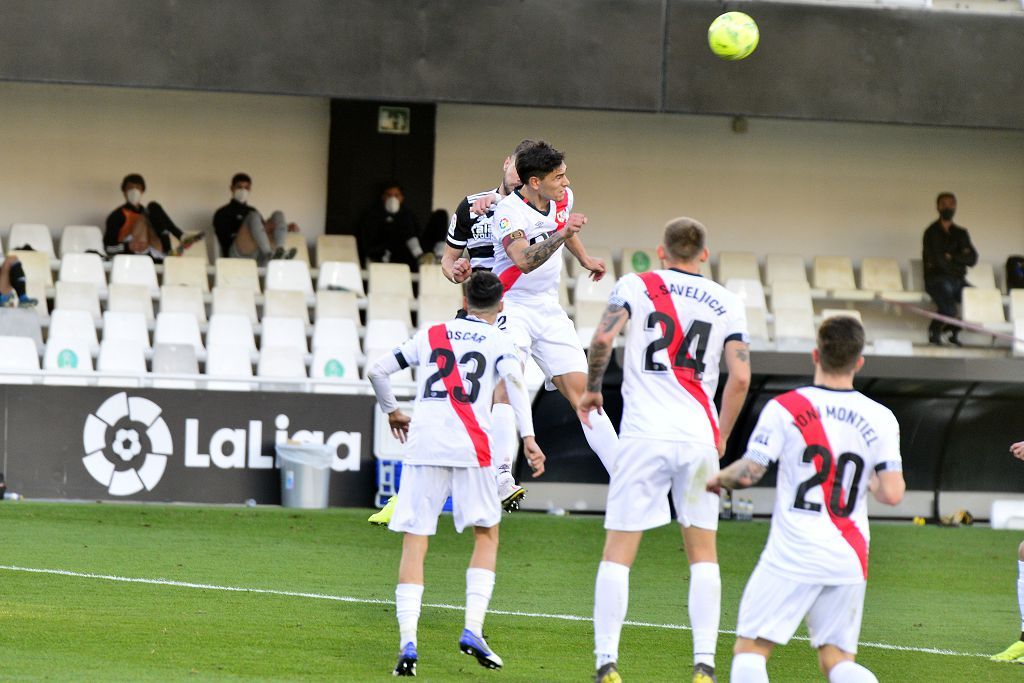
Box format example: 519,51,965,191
499,216,582,274
577,301,630,427
441,244,471,283
717,339,752,457
495,353,545,477
565,230,606,281
367,341,418,443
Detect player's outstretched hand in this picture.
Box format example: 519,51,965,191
523,436,546,478
1012,441,1024,460
565,212,587,236
470,192,500,216
576,391,603,428
388,410,411,443
451,257,471,283
586,257,607,282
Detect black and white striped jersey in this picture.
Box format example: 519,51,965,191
446,187,499,272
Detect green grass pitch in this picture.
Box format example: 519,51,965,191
0,502,1020,681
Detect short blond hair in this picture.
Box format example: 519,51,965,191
662,217,707,262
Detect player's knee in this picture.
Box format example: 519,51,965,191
816,645,853,677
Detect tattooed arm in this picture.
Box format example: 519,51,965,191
707,457,767,494
717,340,752,458
501,214,584,273
576,302,630,426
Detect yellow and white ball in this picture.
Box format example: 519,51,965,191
708,11,759,61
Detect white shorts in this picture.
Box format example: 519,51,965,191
736,563,865,654
501,297,586,387
388,464,501,535
604,438,720,532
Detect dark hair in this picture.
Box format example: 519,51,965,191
936,192,956,204
514,141,564,185
511,138,537,160
662,217,707,262
817,316,865,374
232,173,252,186
464,271,503,312
121,173,146,191
382,181,403,194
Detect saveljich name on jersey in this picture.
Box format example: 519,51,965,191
446,330,488,343
790,402,880,447
646,282,727,317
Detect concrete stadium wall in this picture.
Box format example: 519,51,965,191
0,82,329,243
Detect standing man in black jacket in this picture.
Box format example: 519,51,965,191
923,192,978,346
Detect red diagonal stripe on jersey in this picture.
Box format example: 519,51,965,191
427,324,492,467
775,389,869,579
638,272,720,445
498,266,523,293
554,194,569,231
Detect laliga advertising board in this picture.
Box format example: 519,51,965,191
1,385,377,506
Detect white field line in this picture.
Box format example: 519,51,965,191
0,564,986,659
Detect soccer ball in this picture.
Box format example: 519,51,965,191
708,11,759,61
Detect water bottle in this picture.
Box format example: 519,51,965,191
721,491,733,520
4,492,22,501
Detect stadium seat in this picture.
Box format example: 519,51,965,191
43,336,93,386
151,343,199,389
363,346,412,383
574,300,607,330
573,273,616,303
8,223,55,259
0,335,40,384
55,281,102,324
364,319,410,352
1010,290,1024,322
10,249,54,287
870,339,914,356
260,316,309,352
312,317,361,354
859,257,922,303
257,346,307,381
962,287,1010,330
111,254,160,296
315,234,359,266
215,257,261,293
966,261,997,290
367,292,413,327
418,264,460,303
50,308,99,354
283,233,311,265
907,258,926,293
1015,320,1024,358
96,338,147,387
773,307,816,352
160,285,207,324
765,253,808,286
162,256,210,292
311,346,362,392
154,312,205,357
316,261,366,297
108,283,155,323
59,225,105,257
212,286,258,324
206,314,257,354
0,308,44,354
813,256,873,301
59,253,108,295
621,248,658,276
205,343,255,392
263,289,311,324
770,280,814,313
820,308,863,323
417,296,457,329
24,280,50,325
368,263,413,299
717,251,761,284
746,307,771,350
725,278,767,310
315,290,362,326
266,259,314,294
168,231,212,261
102,310,151,353
568,246,615,279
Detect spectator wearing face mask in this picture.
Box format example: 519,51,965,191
104,173,186,261
212,173,299,264
923,191,978,346
359,183,423,271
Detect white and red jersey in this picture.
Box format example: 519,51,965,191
611,269,748,445
490,187,572,302
392,317,521,468
744,386,902,584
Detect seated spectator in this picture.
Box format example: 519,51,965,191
104,173,186,261
359,183,423,271
0,256,37,308
923,191,978,346
213,173,298,264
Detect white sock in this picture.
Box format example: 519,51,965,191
581,409,619,473
395,583,424,648
1017,560,1024,632
594,561,630,668
465,568,495,636
828,660,878,683
689,562,721,669
490,403,518,479
730,652,769,682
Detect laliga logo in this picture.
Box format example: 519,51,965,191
82,392,172,496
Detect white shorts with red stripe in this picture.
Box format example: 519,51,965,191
603,437,720,532
388,464,501,535
736,563,866,654
500,297,586,387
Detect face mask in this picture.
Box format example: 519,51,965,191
384,196,401,215
233,189,250,204
939,208,955,221
125,188,143,205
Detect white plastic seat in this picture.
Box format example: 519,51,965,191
315,234,359,266
773,307,816,352
962,287,1010,329
96,339,146,387
311,345,362,391
718,251,761,284
312,317,361,354
54,281,102,324
367,293,413,327
10,250,54,287
257,346,307,380
746,307,770,349
621,248,658,276
820,308,863,323
111,254,160,296
907,259,926,293
160,285,207,323
43,337,93,385
316,290,362,326
363,346,412,382
368,263,413,299
263,289,311,324
212,286,258,324
162,257,210,292
1010,290,1024,323
765,254,808,286
151,343,199,389
418,265,461,303
568,247,615,279
316,261,365,297
108,283,155,323
102,310,151,351
49,308,99,354
265,260,314,300
0,308,44,354
573,273,616,303
966,262,997,290
9,223,55,258
205,343,255,391
417,296,457,329
59,225,105,257
59,253,108,295
813,256,873,301
0,335,40,384
260,316,309,352
364,319,410,351
215,258,261,293
725,279,767,310
860,257,922,303
154,312,205,356
574,300,607,329
770,281,814,313
1014,320,1024,358
206,314,257,353
283,233,311,265
24,281,50,325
